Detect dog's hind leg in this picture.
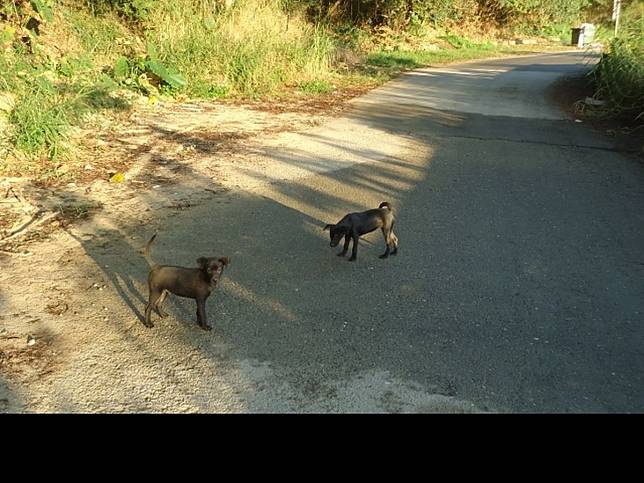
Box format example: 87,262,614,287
348,233,360,261
154,290,169,318
390,230,398,255
388,220,398,255
144,289,163,328
379,227,392,259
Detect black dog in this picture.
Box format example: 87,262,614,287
324,202,399,261
143,234,230,330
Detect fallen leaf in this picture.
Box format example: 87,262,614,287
109,172,125,183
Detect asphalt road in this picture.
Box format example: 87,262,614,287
35,50,641,413
139,50,641,413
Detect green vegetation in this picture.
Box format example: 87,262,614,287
304,0,592,35
0,1,131,175
1,0,631,179
298,79,335,94
147,1,335,98
592,1,644,123
366,34,496,74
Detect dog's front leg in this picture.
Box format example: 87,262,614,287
338,234,351,257
348,233,360,261
196,298,212,331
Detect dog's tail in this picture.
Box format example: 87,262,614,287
144,233,158,268
379,201,392,210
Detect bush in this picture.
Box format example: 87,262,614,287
593,1,644,122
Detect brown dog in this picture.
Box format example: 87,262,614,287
143,234,230,330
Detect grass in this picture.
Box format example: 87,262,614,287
367,43,495,71
298,79,335,94
145,0,335,98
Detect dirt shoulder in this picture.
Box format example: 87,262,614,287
546,73,644,159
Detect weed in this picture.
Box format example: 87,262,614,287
299,79,335,94
58,201,102,221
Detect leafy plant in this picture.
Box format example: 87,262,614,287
145,45,187,89
111,49,187,92
29,0,54,23
86,0,156,22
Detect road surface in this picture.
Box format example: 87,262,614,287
5,51,643,412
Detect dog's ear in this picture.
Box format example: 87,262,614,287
323,224,334,231
196,257,208,269
218,257,230,267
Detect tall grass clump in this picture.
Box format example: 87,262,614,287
145,0,336,98
0,1,131,176
592,2,644,123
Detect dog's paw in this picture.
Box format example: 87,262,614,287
199,323,213,331
348,256,357,262
379,253,389,259
143,321,155,329
337,252,346,257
